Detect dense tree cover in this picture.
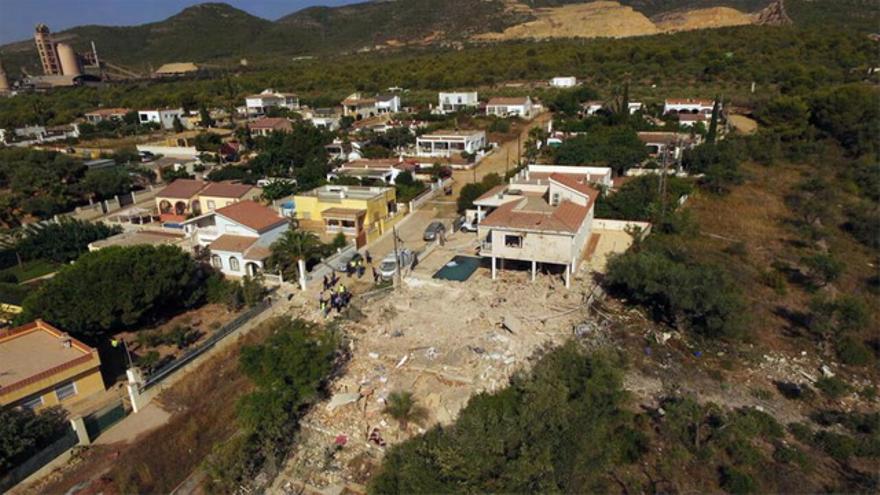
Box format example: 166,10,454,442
0,24,876,128
11,219,121,264
457,173,503,213
370,344,641,493
19,245,211,338
596,175,693,221
605,246,748,340
0,148,145,226
553,125,648,175
268,225,324,283
0,406,68,475
682,139,744,194
204,318,340,493
371,342,850,493
247,123,333,190
393,171,427,203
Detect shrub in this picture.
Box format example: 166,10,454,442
788,422,814,444
813,431,857,462
0,406,68,474
773,444,812,470
815,376,851,399
720,466,757,495
836,336,874,366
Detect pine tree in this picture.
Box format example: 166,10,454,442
707,97,721,144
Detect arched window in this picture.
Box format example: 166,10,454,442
211,255,222,269
229,256,240,272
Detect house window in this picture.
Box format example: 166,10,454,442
55,381,77,401
551,193,560,206
504,235,523,248
211,255,222,269
21,395,43,410
229,256,240,272
207,200,216,210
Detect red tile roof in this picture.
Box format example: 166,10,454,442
200,181,255,198
209,234,258,253
248,117,292,131
666,98,714,106
487,96,531,106
480,197,590,234
548,173,598,199
85,107,131,116
215,200,286,233
159,179,207,199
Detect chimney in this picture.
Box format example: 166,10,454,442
59,333,72,348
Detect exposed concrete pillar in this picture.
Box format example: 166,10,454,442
491,256,497,280
565,263,571,289
70,416,91,445
531,260,536,282
298,259,307,291
126,367,145,413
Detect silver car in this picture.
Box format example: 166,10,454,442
378,249,414,280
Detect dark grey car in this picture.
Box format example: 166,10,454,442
423,221,446,241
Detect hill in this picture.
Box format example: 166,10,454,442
0,0,876,77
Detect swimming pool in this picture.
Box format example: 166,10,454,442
433,255,483,282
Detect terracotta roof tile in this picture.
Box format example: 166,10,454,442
215,200,286,233
209,235,258,253
549,173,599,200
487,97,531,106
159,179,207,199
200,181,255,198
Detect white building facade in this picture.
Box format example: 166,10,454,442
437,92,479,113
416,130,486,157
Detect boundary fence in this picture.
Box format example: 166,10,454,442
143,297,273,390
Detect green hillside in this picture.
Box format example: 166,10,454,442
0,0,876,78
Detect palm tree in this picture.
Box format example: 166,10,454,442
268,223,322,281
383,391,427,435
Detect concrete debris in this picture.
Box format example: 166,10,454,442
326,393,361,412
821,364,835,378
501,315,523,334
272,266,591,491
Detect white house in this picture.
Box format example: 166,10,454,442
677,113,709,128
138,108,185,130
306,108,342,131
327,159,418,185
375,94,401,114
581,100,604,116
486,96,534,119
550,77,577,88
637,132,697,159
182,200,289,277
416,129,486,157
664,98,717,115
476,173,598,288
437,92,479,114
245,89,300,116
628,102,644,114
341,93,378,119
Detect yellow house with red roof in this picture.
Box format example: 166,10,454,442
0,320,105,410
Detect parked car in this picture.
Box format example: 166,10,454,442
423,221,446,241
378,249,414,280
459,219,478,233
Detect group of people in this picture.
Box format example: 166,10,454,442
319,282,352,317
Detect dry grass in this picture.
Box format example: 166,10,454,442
30,318,279,495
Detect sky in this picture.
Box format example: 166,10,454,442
0,0,357,44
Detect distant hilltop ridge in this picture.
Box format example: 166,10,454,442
0,1,869,74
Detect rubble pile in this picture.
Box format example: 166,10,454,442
274,272,590,490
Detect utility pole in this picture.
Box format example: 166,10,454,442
505,147,510,177
659,141,669,220
392,225,402,286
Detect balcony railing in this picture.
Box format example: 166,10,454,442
480,240,493,255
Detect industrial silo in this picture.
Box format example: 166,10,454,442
0,61,9,92
57,43,81,77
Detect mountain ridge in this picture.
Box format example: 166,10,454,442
0,0,873,76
